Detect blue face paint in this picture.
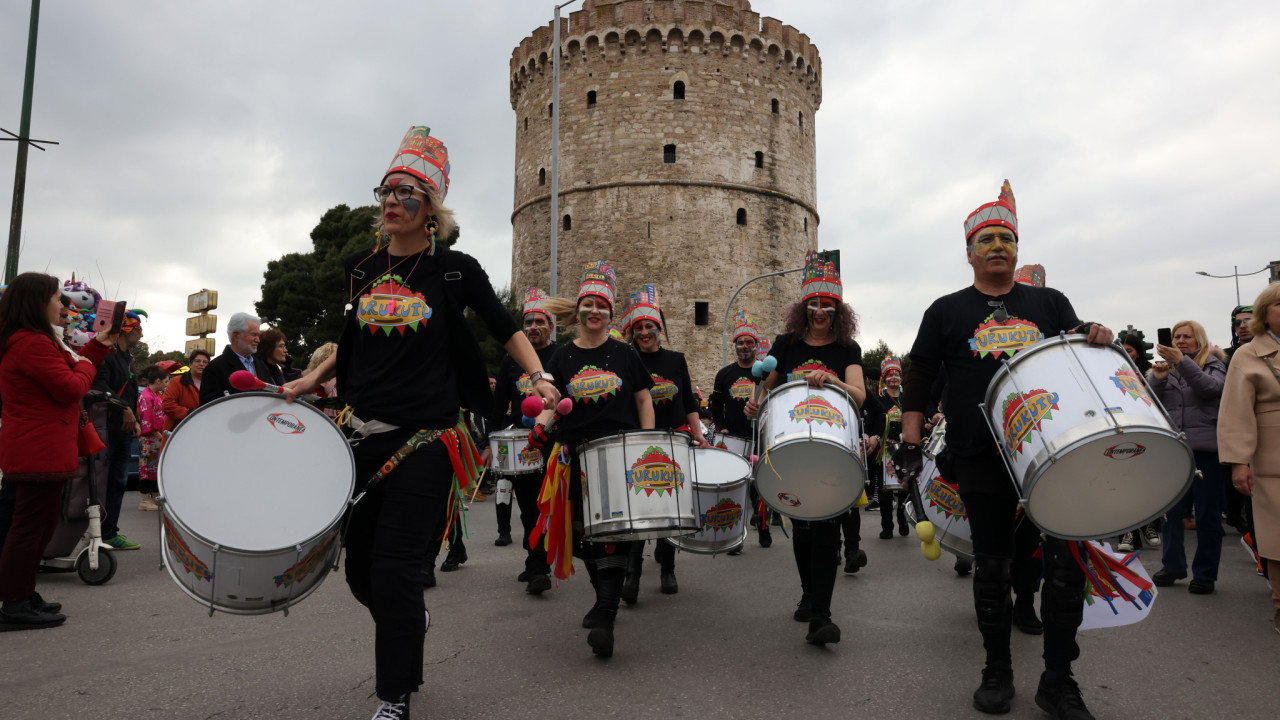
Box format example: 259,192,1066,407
401,196,422,219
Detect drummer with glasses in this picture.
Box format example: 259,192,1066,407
712,310,774,549
744,250,866,646
894,181,1112,719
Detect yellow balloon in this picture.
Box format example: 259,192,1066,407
916,521,935,543
922,540,942,561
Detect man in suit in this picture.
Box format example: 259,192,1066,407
200,312,271,404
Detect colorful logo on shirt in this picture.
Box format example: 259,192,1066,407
788,394,848,428
650,374,678,405
626,446,685,496
518,446,543,466
922,474,967,519
267,413,306,434
357,274,432,335
700,498,743,532
1110,368,1153,406
162,516,212,582
516,373,535,396
886,405,902,423
1104,442,1146,460
273,534,336,588
969,315,1043,358
568,366,622,401
729,377,755,401
787,360,834,383
1001,389,1060,460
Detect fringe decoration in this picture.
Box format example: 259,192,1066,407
529,443,574,581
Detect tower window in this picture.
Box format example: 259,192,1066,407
754,151,763,168
563,214,572,231
799,111,804,130
771,98,779,113
694,302,709,326
804,217,808,232
673,81,685,100
548,103,554,117
524,117,528,131
736,208,747,225
587,90,597,107
539,168,546,186
664,144,676,163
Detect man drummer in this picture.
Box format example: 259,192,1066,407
895,181,1112,718
710,310,772,548
490,287,562,596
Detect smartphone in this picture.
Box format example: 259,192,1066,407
92,301,126,334
1157,327,1172,347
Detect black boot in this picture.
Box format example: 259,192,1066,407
621,547,642,604
759,526,773,548
1034,670,1095,719
660,571,678,594
805,614,841,645
588,567,624,658
440,542,467,572
973,665,1015,714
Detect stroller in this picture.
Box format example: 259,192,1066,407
37,390,125,585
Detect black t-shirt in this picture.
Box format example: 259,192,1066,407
90,348,138,437
339,247,517,430
770,333,864,389
711,362,757,438
874,390,904,440
492,341,562,430
546,338,654,444
903,283,1080,457
638,347,697,431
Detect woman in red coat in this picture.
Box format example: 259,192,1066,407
0,272,113,631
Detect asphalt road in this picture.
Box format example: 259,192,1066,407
2,495,1277,720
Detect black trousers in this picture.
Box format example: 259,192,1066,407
345,429,453,702
514,473,549,574
837,508,861,553
792,519,840,619
957,447,1083,673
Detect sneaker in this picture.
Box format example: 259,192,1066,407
1117,532,1135,552
865,500,881,511
879,529,893,540
973,665,1015,714
440,546,468,572
1034,671,1095,720
805,617,841,645
0,600,66,632
844,549,867,574
104,535,140,551
470,490,488,502
660,572,678,595
758,529,773,548
371,694,410,720
1152,569,1184,587
587,626,615,658
495,533,513,547
1014,598,1044,635
30,591,61,615
793,595,813,623
1142,525,1161,547
525,574,552,595
1188,579,1215,595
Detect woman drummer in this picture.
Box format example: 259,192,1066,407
528,262,655,658
286,126,558,720
617,284,707,603
745,250,866,645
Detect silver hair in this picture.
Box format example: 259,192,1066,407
227,312,260,341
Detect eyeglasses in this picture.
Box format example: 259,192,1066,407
1231,318,1252,328
373,185,427,204
987,300,1008,323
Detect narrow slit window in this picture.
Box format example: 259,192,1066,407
548,103,554,117
694,302,709,326
524,117,528,131
663,144,676,163
563,214,572,231
754,151,764,168
587,90,597,107
771,98,779,114
539,168,546,186
736,208,747,225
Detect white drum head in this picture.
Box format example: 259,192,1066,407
159,392,355,552
691,447,751,488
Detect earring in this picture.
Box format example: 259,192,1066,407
426,218,439,253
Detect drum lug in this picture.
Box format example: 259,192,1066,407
208,544,221,617
153,494,165,507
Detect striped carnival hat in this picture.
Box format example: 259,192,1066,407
578,260,617,309
731,309,761,342
880,355,902,377
522,287,552,320
384,126,451,200
801,249,842,303
964,180,1017,243
622,284,662,333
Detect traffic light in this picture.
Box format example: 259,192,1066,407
1118,327,1153,367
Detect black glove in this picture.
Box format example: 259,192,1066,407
528,423,550,450
891,442,924,482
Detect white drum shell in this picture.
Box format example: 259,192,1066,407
982,336,1195,540
708,432,751,459
158,392,354,615
579,430,699,542
490,428,543,475
882,451,904,492
754,381,866,520
669,447,752,555
904,457,974,560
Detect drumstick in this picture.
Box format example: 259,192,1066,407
522,396,574,430
468,467,488,503
230,370,320,403
749,355,778,404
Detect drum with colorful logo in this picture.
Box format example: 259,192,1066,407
669,447,752,555
981,334,1194,540
489,427,544,475
882,444,904,492
157,392,354,615
708,431,751,459
904,457,973,560
578,430,699,542
923,418,948,459
754,380,866,521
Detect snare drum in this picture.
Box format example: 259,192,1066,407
158,392,354,615
490,427,544,475
903,457,973,560
579,430,699,542
981,334,1195,540
708,432,751,458
882,446,904,492
923,418,947,459
754,381,866,521
669,447,752,555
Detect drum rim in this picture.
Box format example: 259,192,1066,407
762,378,858,410
490,427,532,440
982,333,1122,410
753,435,867,521
577,427,693,452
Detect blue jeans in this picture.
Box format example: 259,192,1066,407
1161,450,1227,582
101,435,133,539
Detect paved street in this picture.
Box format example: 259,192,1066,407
2,495,1277,720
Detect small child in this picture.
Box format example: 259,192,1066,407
136,365,169,511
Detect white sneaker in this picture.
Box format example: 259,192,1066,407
1142,526,1161,547
1117,533,1135,552
371,696,408,720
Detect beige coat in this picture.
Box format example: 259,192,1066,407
1218,331,1280,560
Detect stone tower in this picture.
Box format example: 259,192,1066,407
510,0,821,386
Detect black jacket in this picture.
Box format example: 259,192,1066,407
200,345,275,405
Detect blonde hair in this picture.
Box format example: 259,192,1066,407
371,179,458,246
306,341,338,374
1171,320,1226,368
1248,283,1280,338
542,296,613,329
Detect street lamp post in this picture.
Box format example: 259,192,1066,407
1194,264,1273,305
548,0,584,301
721,267,804,366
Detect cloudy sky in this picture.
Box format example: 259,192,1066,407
3,0,1278,359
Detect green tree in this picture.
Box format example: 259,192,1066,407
862,339,893,376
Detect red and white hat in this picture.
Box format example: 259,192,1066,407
622,284,662,334
801,250,842,303
578,260,617,309
384,126,451,200
880,355,902,376
1014,264,1045,288
731,309,761,342
522,287,552,320
964,179,1017,243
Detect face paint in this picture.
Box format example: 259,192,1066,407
580,311,590,326
970,234,1018,263
400,195,422,219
